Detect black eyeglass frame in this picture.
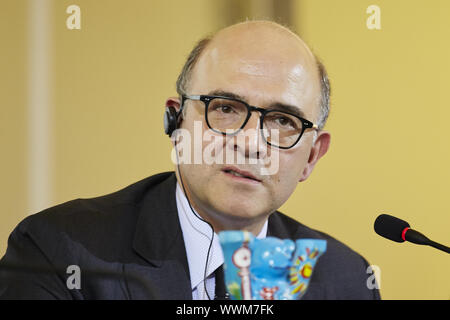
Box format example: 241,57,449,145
180,94,319,149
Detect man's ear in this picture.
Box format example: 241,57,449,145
299,131,331,182
165,97,181,113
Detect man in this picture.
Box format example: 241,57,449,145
0,21,380,300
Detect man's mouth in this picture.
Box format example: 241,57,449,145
221,167,262,183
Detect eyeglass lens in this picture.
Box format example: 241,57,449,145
206,98,303,148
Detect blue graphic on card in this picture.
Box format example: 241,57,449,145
218,231,326,300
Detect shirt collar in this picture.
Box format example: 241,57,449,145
175,182,268,291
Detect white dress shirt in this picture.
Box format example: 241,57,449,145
175,182,268,300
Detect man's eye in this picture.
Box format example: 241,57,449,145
214,105,234,113
275,116,293,127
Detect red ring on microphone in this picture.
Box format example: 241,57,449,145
401,227,410,241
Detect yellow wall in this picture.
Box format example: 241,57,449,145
1,0,449,299
1,0,28,260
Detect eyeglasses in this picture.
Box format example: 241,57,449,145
180,94,319,149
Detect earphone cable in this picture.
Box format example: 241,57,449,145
173,131,215,300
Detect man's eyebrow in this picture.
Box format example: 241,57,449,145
207,90,244,101
267,102,305,118
206,89,306,118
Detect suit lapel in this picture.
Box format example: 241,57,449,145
267,211,301,239
130,172,192,299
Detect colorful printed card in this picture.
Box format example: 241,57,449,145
218,231,326,300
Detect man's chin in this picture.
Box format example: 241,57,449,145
208,202,270,225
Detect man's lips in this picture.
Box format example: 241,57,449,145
221,166,262,183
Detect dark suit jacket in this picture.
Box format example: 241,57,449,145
0,172,380,300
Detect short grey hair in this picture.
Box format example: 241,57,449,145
316,58,331,130
176,35,331,130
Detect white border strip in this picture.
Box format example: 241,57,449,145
28,0,52,214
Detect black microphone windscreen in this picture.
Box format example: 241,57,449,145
374,214,410,243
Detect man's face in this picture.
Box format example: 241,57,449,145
173,24,328,232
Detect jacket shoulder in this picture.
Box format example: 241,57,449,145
9,172,176,264
19,171,174,230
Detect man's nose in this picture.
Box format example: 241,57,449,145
231,112,267,160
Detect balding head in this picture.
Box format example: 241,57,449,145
211,20,317,68
176,20,330,129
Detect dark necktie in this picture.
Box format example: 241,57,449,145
214,264,230,300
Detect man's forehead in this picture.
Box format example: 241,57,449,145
195,23,318,86
203,47,304,80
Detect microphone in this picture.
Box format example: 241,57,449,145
374,214,450,254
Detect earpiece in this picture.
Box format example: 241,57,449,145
163,106,179,137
